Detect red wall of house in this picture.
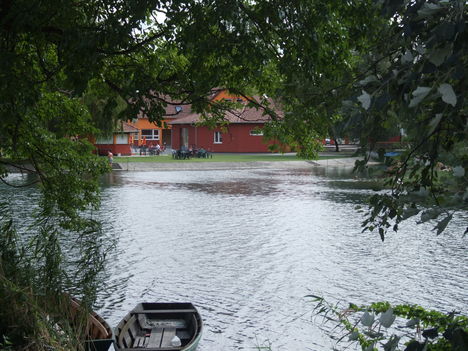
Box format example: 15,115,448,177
95,144,132,156
171,124,273,152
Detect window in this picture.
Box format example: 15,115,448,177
115,134,128,144
141,129,160,140
249,129,264,136
95,136,113,144
175,106,183,113
214,131,222,144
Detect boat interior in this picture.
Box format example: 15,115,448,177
116,303,200,350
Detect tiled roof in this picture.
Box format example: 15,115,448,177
134,90,282,125
121,122,139,133
170,108,266,125
170,98,282,125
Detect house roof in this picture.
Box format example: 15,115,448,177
133,89,283,125
170,97,283,125
120,122,139,133
169,107,268,125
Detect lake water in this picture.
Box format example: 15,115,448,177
2,166,466,350
95,167,466,350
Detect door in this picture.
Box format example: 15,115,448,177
180,127,188,147
162,129,172,148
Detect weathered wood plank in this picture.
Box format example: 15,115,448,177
134,335,147,348
118,315,137,348
160,327,177,347
131,309,196,314
146,327,163,348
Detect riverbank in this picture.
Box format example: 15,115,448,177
112,156,369,171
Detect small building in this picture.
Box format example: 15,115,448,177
127,103,194,149
93,122,138,156
170,90,282,153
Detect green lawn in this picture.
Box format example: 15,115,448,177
113,153,352,163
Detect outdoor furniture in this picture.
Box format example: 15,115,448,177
196,149,212,158
172,147,211,160
139,146,148,155
149,147,160,156
196,149,210,158
173,149,190,160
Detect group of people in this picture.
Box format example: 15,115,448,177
106,142,166,165
141,143,164,155
173,145,210,159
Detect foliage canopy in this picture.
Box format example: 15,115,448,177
0,0,466,349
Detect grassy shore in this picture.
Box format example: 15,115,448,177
113,154,352,163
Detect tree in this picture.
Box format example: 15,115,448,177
1,0,466,349
347,0,467,239
3,1,370,348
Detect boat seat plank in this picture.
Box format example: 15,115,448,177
131,309,197,314
147,327,163,348
118,315,137,348
160,327,176,348
128,322,140,340
134,335,147,348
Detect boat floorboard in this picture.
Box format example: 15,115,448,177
146,327,177,348
147,327,163,348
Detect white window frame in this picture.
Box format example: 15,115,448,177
249,129,264,136
141,129,160,140
214,131,222,144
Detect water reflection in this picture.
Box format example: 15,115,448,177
96,167,466,351
3,167,467,351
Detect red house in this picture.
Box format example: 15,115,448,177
170,90,282,153
93,122,139,156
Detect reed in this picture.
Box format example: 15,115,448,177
0,201,108,350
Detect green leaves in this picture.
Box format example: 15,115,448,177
438,83,457,107
312,298,468,351
433,214,453,235
383,335,400,351
417,2,443,19
341,0,467,238
428,114,443,135
380,308,396,328
361,311,375,327
409,87,431,108
428,45,452,66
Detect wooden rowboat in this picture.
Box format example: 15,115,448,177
114,302,203,351
69,298,113,351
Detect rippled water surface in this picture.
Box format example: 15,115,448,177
94,168,467,350
2,167,466,350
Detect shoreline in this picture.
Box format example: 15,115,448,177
112,157,368,171
4,157,375,173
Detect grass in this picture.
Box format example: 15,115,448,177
113,153,353,163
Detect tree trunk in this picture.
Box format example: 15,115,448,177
333,138,340,152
